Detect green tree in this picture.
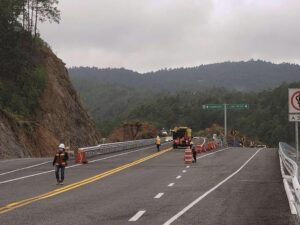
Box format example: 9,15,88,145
33,0,60,37
0,0,59,117
20,0,60,37
0,0,60,38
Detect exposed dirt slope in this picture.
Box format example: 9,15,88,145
0,47,100,158
108,122,157,142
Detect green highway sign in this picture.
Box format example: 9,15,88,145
202,104,224,109
202,104,249,110
227,104,250,109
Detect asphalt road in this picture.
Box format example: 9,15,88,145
0,144,298,225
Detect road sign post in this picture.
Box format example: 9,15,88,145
289,88,300,161
202,103,249,147
224,104,227,146
296,121,299,160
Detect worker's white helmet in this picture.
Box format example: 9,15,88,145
58,143,65,149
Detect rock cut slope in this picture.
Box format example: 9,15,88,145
0,47,100,158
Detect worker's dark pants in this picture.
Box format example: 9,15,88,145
157,144,160,152
55,165,65,182
193,153,197,162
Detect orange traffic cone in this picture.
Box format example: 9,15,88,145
207,142,210,151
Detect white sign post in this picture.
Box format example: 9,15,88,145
289,88,300,160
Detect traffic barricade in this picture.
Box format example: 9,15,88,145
76,148,88,164
184,148,193,164
196,144,202,153
196,144,205,153
207,142,212,151
212,142,216,149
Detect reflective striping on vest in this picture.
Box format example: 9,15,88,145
55,153,67,166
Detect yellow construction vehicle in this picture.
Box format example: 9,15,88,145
172,127,192,148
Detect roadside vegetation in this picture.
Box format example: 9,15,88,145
70,66,300,147
0,0,60,117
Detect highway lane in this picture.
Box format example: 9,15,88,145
0,142,175,183
0,141,179,182
164,148,298,225
0,158,52,176
0,144,228,224
0,146,298,225
0,143,175,206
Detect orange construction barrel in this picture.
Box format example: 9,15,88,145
76,148,88,164
184,148,193,164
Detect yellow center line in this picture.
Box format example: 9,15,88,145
0,147,173,214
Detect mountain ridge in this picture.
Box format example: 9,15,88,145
69,59,300,92
68,60,300,138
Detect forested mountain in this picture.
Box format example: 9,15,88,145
69,60,300,92
69,60,300,147
126,82,300,147
69,61,300,142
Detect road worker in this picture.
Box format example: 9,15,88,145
53,143,69,185
190,142,197,163
156,136,161,152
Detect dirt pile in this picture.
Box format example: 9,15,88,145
108,122,157,142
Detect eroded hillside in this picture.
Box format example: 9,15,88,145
0,46,100,158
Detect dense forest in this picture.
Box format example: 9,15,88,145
0,0,60,117
69,65,300,147
126,83,299,147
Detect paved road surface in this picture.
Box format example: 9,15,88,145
0,145,298,225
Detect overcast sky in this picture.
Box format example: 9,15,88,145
40,0,300,72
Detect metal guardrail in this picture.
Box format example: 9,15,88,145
279,142,300,215
78,137,171,158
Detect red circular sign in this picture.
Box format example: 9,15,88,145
291,91,300,111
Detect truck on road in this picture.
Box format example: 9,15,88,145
172,127,192,148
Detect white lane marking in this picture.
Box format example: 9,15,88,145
0,145,170,185
163,148,262,225
0,170,54,184
0,158,48,163
0,145,168,177
129,210,146,221
176,176,181,179
154,193,164,199
186,166,190,168
197,147,231,160
0,145,225,185
0,161,51,176
168,183,175,187
182,170,187,173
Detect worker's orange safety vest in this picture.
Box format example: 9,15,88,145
55,153,67,166
156,139,161,145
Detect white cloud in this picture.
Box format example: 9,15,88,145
40,0,300,72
